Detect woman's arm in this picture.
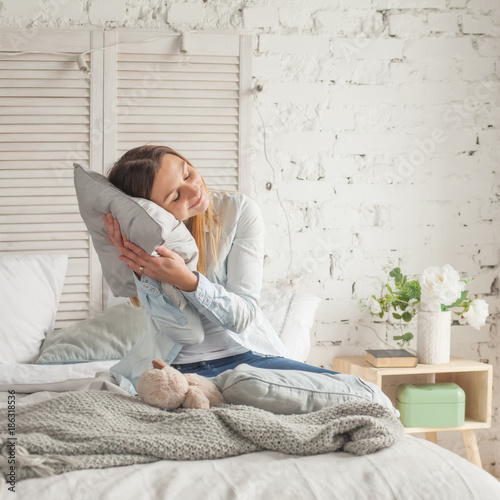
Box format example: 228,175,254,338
103,195,266,335
181,195,265,334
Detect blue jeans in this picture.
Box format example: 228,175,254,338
171,351,340,377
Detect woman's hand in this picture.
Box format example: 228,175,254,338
102,213,128,250
119,242,199,292
102,212,198,291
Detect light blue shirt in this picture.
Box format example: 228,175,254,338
110,192,291,394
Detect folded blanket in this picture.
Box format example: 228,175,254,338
0,390,404,480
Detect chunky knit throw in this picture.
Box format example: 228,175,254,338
0,390,404,480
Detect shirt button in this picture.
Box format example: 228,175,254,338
145,279,149,283
165,359,170,364
150,288,157,293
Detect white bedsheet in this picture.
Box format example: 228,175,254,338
0,360,116,385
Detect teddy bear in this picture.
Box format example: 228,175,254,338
136,359,225,410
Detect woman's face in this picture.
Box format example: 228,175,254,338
149,153,209,222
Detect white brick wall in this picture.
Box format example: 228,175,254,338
1,0,499,479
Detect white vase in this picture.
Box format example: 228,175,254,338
417,310,451,364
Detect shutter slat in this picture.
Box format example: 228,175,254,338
1,232,89,241
0,213,82,223
117,124,238,133
120,114,238,124
55,311,90,321
0,187,77,196
1,88,90,97
0,204,79,214
119,79,239,91
117,62,239,73
0,196,77,206
0,107,89,115
0,161,86,169
0,124,90,133
117,88,238,99
117,143,239,153
0,152,88,160
117,106,237,117
0,169,73,178
116,148,238,160
0,70,83,80
119,53,239,64
116,97,238,108
57,301,90,311
0,246,89,258
0,60,84,70
0,222,87,233
0,115,89,124
0,78,89,88
0,240,87,250
117,70,238,82
118,133,238,143
62,284,90,293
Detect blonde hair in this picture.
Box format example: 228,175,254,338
107,145,222,307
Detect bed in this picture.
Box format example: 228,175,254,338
1,362,500,499
1,256,499,500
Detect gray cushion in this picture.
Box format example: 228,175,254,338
73,163,198,298
213,364,398,415
35,303,147,364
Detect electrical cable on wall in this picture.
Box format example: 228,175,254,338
0,30,197,80
252,84,294,284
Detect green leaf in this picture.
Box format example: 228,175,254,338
442,290,469,310
389,267,401,279
402,311,412,322
393,335,402,340
386,283,393,294
402,332,414,342
392,313,402,319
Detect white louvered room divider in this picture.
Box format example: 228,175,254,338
0,29,252,327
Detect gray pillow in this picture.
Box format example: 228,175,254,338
35,303,147,364
213,364,398,415
73,163,198,302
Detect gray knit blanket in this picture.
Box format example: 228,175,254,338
0,390,404,481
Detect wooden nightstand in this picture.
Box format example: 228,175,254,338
332,356,493,468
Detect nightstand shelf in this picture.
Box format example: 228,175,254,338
332,356,493,468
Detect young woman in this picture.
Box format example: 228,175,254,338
104,145,347,395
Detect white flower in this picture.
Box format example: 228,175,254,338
459,299,489,330
420,264,465,312
366,297,382,315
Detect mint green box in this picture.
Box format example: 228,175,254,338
396,383,466,428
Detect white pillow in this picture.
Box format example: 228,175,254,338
73,163,198,307
0,254,68,364
260,287,321,362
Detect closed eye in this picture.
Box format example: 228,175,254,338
172,170,191,202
